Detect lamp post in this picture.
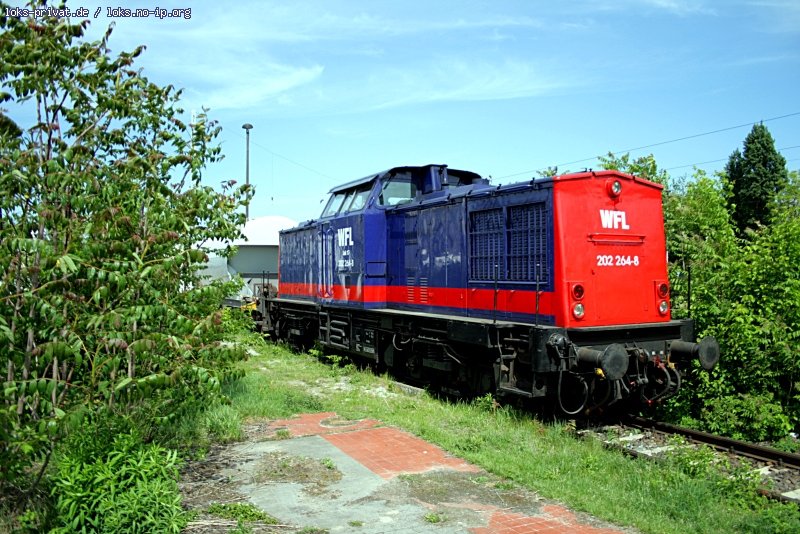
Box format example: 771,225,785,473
242,123,253,220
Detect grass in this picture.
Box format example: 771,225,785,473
198,339,800,534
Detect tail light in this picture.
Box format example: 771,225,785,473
657,282,669,298
572,283,585,300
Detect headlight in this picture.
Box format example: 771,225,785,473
658,300,669,315
606,179,622,198
573,303,585,319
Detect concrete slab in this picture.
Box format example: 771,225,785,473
181,412,634,533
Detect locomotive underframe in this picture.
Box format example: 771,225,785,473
264,297,702,414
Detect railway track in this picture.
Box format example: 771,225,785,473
578,416,800,504
624,416,800,469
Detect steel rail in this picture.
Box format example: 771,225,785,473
623,416,800,469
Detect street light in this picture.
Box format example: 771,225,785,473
242,123,253,220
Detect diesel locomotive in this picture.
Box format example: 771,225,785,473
259,164,719,414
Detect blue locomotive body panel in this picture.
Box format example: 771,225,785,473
278,164,557,324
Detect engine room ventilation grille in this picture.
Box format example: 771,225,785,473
508,203,549,284
469,208,504,280
469,204,550,284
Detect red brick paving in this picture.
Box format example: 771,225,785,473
469,506,624,534
265,413,625,533
323,426,480,478
266,411,380,437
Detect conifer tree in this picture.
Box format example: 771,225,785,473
725,123,788,236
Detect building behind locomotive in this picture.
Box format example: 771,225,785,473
265,165,719,412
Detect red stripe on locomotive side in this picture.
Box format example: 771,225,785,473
279,282,557,316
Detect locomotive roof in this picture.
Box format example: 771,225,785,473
327,164,484,194
284,168,660,232
551,169,664,190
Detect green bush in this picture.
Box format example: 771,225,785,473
701,393,792,442
50,432,187,533
102,477,186,534
0,2,250,503
221,306,256,336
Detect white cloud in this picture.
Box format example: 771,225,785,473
152,6,544,45
198,63,325,111
77,2,554,114
747,0,800,33
640,0,715,15
567,0,715,16
340,59,578,112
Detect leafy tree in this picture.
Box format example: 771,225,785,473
654,169,738,419
599,151,798,437
536,166,559,178
659,167,800,437
725,123,788,236
662,169,737,322
598,152,669,185
0,0,250,501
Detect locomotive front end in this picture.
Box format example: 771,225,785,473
546,171,719,412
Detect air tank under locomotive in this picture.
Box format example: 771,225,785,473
261,164,719,414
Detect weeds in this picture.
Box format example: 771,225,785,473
472,393,499,412
50,431,187,534
665,438,769,511
229,521,253,534
206,502,277,524
424,512,445,523
321,457,336,470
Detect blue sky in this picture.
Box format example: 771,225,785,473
7,0,800,223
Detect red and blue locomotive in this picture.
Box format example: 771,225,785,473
262,164,719,413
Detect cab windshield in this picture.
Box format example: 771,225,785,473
320,183,372,217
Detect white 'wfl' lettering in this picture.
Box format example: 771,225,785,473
599,210,630,230
337,227,354,246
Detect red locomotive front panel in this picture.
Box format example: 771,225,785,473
552,171,670,328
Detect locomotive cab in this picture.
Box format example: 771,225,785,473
307,165,490,310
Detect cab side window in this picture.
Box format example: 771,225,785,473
379,172,417,206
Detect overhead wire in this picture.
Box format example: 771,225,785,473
235,132,334,181
498,111,800,180
231,114,799,183
665,145,800,172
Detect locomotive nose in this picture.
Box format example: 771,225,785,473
669,337,720,370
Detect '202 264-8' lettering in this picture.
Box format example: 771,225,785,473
597,255,640,267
